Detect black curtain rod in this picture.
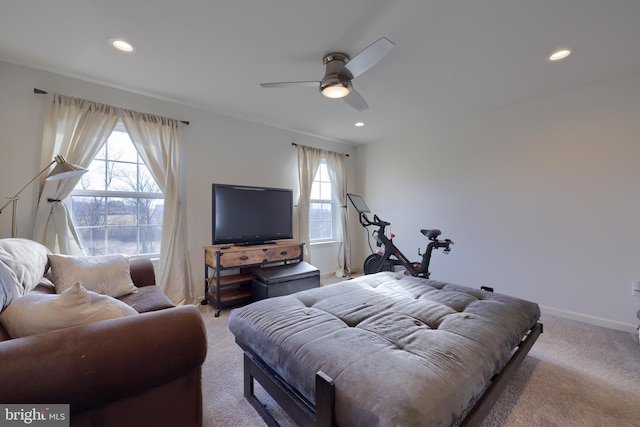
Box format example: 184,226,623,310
291,142,349,157
33,88,190,126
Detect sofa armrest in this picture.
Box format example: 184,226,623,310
0,305,207,412
129,257,156,287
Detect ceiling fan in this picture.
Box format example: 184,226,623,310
260,37,395,111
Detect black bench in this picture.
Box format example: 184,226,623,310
252,261,320,300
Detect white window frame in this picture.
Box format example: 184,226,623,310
68,122,164,258
309,159,339,243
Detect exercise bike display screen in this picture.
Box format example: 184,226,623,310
347,193,371,214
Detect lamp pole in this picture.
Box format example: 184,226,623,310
0,160,56,238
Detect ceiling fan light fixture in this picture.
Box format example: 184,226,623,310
321,84,351,99
320,53,352,99
260,37,394,111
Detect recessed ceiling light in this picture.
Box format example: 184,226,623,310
355,122,365,127
548,48,572,61
109,38,136,53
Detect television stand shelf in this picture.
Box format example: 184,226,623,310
202,241,304,316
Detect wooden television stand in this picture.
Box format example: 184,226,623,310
202,240,304,316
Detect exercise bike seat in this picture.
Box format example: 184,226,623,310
420,229,441,240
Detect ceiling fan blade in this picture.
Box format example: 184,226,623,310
344,37,395,78
343,89,369,111
260,81,319,88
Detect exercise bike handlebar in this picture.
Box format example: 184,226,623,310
359,212,390,228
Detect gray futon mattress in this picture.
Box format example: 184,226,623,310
229,272,540,427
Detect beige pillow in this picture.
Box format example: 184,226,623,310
0,282,139,338
48,254,138,298
0,238,51,310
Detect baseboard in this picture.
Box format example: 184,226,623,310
541,305,638,334
320,271,343,279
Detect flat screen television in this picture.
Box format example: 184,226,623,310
212,183,293,246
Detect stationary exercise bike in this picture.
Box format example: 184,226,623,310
347,193,453,278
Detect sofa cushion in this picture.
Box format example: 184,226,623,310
118,285,176,313
48,254,138,298
0,238,51,311
0,282,138,338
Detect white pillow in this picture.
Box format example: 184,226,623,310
0,282,139,338
0,238,51,310
48,254,138,298
0,262,19,312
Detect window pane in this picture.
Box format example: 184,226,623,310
108,162,138,192
108,226,138,254
106,197,138,226
138,198,164,226
78,227,106,256
319,182,331,200
310,182,320,200
78,160,106,191
309,202,319,220
309,202,333,240
139,225,162,255
108,131,138,162
71,196,106,227
318,163,328,181
309,203,323,221
310,220,332,240
309,221,322,240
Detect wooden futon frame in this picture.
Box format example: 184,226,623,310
238,322,543,427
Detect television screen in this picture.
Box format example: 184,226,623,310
212,184,293,245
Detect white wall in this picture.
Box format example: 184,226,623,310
0,60,360,300
359,70,640,332
9,59,637,331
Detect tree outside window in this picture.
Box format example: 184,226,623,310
69,124,164,256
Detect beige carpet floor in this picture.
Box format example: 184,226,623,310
198,286,640,426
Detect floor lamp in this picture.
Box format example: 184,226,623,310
0,155,88,238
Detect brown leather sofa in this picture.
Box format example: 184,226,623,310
0,258,207,427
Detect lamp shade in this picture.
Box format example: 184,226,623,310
46,155,88,181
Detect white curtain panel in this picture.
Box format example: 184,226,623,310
325,151,351,276
32,94,118,254
120,110,194,305
34,94,194,305
296,145,350,274
296,146,323,262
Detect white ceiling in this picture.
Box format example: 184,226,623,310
1,0,639,145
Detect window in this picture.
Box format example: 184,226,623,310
69,123,164,256
309,160,337,241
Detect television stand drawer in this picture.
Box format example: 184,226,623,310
262,244,303,264
205,241,303,268
219,247,271,267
